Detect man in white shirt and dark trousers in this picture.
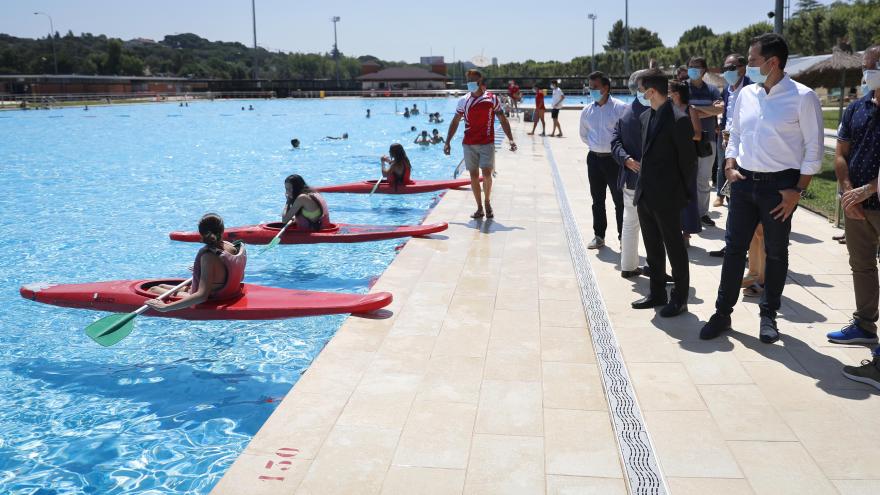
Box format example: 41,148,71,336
700,33,823,343
579,71,628,249
550,80,565,137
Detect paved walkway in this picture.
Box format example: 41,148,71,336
212,110,879,495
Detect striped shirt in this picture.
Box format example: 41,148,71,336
457,91,502,145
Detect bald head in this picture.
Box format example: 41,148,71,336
865,45,880,70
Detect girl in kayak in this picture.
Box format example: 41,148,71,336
146,213,247,311
282,174,331,230
380,143,412,190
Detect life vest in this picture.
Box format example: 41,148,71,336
191,241,247,300
294,193,331,231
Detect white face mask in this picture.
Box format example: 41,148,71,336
864,69,880,91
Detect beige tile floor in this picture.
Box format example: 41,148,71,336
212,110,879,495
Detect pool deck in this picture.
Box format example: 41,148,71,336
212,110,880,495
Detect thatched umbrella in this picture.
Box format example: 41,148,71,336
791,46,864,121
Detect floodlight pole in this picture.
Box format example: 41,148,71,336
331,16,341,87
624,0,630,74
251,0,258,80
34,12,57,74
774,0,784,34
588,13,597,72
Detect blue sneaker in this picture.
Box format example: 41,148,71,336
842,347,880,391
827,321,879,345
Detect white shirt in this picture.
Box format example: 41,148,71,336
551,87,565,109
578,96,628,153
723,79,747,131
725,74,823,175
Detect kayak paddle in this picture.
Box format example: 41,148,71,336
453,158,466,178
84,278,192,347
369,161,385,196
260,219,294,253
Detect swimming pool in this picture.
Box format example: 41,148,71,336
0,97,462,493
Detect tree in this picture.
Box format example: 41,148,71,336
678,26,715,45
604,20,664,52
105,38,122,74
795,0,822,15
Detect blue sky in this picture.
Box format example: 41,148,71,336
4,1,833,63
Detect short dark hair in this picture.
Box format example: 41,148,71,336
466,68,483,79
751,33,789,68
639,69,668,96
668,80,690,104
726,53,747,66
588,71,611,88
688,56,707,69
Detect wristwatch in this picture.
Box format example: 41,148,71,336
794,186,806,197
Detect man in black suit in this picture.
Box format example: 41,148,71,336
631,69,698,317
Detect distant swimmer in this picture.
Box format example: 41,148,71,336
145,213,247,312
241,106,245,111
411,104,419,115
403,108,411,118
179,102,184,107
326,133,349,140
291,138,301,148
414,130,431,146
410,126,417,132
366,109,371,118
434,112,444,123
83,105,88,111
380,143,413,190
248,105,254,111
282,174,330,230
431,129,445,144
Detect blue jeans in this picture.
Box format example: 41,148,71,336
715,168,800,319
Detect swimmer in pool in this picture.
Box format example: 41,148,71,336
366,109,371,118
403,108,411,118
291,138,300,149
282,174,330,230
145,213,247,311
431,129,445,144
326,133,349,140
414,130,432,146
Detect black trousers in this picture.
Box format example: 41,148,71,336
587,152,623,239
637,200,690,303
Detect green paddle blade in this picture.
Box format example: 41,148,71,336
84,313,137,347
260,235,282,254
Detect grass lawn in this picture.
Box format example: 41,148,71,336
800,152,839,221
823,109,844,130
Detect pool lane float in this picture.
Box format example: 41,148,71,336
169,222,448,245
19,279,392,320
315,178,476,194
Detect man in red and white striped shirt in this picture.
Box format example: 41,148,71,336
444,69,516,219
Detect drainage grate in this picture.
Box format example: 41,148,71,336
544,141,668,495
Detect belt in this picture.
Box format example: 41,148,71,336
739,168,799,181
588,151,612,157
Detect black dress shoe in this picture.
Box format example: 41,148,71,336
700,313,732,340
660,301,688,317
700,215,716,227
632,295,668,309
708,247,726,257
621,268,643,279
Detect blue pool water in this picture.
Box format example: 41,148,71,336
0,98,462,494
519,92,635,105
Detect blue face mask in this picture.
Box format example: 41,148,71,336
722,70,740,86
865,69,880,91
467,81,479,92
746,61,769,84
589,89,603,101
687,68,702,81
863,84,871,96
636,91,650,106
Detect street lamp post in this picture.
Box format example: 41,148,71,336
251,0,258,80
33,12,58,75
587,13,597,72
331,16,341,88
774,0,784,34
624,0,630,74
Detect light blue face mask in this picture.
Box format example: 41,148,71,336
746,61,768,84
467,81,479,92
865,69,880,91
636,91,650,106
687,68,702,81
589,89,603,101
722,70,740,86
863,84,871,96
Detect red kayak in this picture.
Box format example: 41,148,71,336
20,279,392,320
315,178,473,194
168,222,448,245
